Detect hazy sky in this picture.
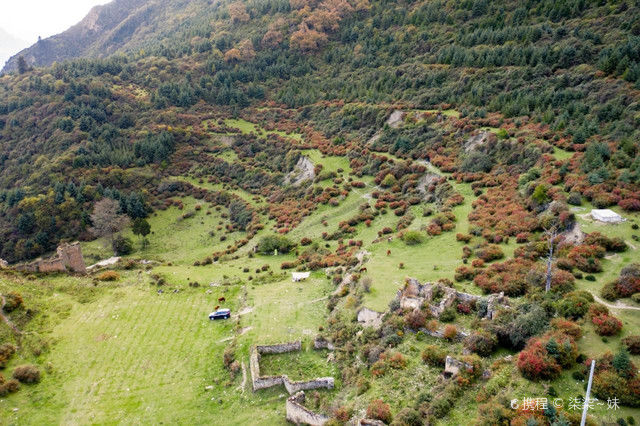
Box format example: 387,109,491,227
1,0,112,44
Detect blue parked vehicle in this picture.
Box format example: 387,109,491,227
209,308,231,320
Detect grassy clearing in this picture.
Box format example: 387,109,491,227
259,347,338,381
553,146,575,161
82,196,244,265
224,118,303,141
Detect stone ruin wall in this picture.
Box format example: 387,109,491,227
250,341,335,394
398,278,507,320
15,242,86,274
286,392,330,426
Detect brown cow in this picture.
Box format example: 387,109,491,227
359,267,367,273
214,305,220,311
218,297,226,303
386,250,391,256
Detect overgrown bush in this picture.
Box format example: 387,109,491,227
550,318,582,339
622,336,640,355
257,235,296,254
97,270,120,281
404,309,427,330
0,376,19,396
439,306,456,322
464,330,498,356
12,364,41,384
366,399,392,424
112,234,133,255
0,343,16,368
475,245,504,262
421,345,446,367
2,292,23,312
443,325,457,340
402,230,424,246
592,314,623,336
557,291,592,319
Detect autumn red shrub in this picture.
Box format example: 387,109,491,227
404,309,427,330
426,223,442,236
456,233,472,242
550,318,582,339
591,351,640,407
588,303,609,319
366,399,392,424
456,302,473,315
517,339,562,381
421,345,446,367
475,244,504,262
620,198,640,211
464,330,497,356
567,244,605,273
443,325,457,340
471,259,485,268
622,336,640,355
517,331,577,381
591,314,622,336
454,265,478,282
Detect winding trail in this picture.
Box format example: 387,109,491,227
237,361,247,394
592,294,640,311
0,294,22,335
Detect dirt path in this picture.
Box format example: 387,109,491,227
592,294,640,311
0,294,22,335
237,361,247,394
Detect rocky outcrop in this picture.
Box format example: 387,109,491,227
464,131,495,152
284,156,315,186
0,259,7,269
444,356,474,377
357,307,384,328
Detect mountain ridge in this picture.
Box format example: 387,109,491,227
2,0,159,73
0,27,27,70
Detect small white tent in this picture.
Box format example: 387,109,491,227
591,209,624,224
292,271,311,282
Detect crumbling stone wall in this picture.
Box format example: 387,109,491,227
55,242,86,273
250,342,335,394
286,392,329,426
15,242,86,274
256,341,301,354
397,278,508,320
313,336,335,350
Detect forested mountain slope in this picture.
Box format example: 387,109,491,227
0,0,639,262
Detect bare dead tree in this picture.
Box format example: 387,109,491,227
89,198,130,248
544,226,558,293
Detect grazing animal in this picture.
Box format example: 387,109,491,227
386,250,391,256
214,305,220,310
359,267,367,272
218,296,226,302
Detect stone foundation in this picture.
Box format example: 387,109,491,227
250,342,335,394
15,242,86,274
286,392,329,425
397,278,508,320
